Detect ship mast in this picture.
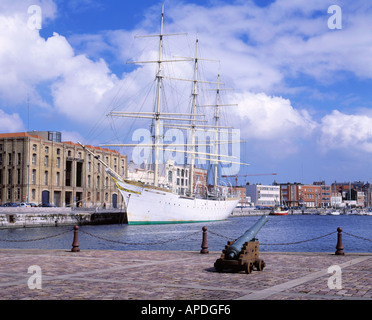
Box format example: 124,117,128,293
153,6,165,187
188,38,200,197
213,75,221,187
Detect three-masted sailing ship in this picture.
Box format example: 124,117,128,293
81,7,248,224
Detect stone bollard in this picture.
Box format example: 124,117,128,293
71,225,80,252
200,226,209,254
335,227,344,255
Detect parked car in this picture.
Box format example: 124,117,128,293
18,202,30,207
0,202,18,207
40,203,56,207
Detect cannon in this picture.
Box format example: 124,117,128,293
214,215,268,274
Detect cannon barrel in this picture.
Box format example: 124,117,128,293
226,215,268,260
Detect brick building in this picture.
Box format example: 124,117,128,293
0,131,127,208
279,182,331,208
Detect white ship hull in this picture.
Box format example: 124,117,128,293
114,179,239,224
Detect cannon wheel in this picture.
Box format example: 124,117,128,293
214,261,223,273
255,259,265,271
244,262,253,274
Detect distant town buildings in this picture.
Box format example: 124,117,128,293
245,184,280,207
230,180,371,208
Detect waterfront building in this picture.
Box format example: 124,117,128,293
330,192,343,208
313,181,331,207
232,186,247,207
0,131,127,208
331,181,367,208
245,184,280,207
279,182,330,208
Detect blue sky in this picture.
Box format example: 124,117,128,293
1,0,372,186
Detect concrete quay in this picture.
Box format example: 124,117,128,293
0,248,371,301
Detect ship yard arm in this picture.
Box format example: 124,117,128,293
78,142,124,183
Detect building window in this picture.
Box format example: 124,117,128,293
31,189,35,200
56,172,60,186
168,171,172,183
32,154,37,165
8,153,12,165
17,169,21,184
45,146,49,154
32,170,36,185
32,144,37,151
17,153,21,165
44,171,48,185
56,157,60,168
44,156,48,167
56,148,61,155
87,175,91,188
7,169,11,184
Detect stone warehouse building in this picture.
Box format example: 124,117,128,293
0,131,127,208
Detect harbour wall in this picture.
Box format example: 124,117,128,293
0,207,125,229
231,207,307,216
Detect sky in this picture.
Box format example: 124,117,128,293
1,0,372,186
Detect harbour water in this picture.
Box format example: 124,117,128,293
0,215,371,253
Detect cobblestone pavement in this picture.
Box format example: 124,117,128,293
0,249,371,300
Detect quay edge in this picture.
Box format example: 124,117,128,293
0,207,126,229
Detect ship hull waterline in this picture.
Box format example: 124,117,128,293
114,179,239,225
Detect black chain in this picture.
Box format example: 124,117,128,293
0,228,72,242
343,231,372,243
260,231,337,246
208,229,338,246
79,228,200,246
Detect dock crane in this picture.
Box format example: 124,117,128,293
222,173,278,186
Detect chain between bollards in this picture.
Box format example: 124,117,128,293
200,226,209,254
71,225,80,252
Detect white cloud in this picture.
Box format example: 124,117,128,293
0,110,24,132
0,1,121,125
319,110,372,153
233,92,316,140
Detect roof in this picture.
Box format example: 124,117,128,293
0,132,126,156
0,132,44,140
